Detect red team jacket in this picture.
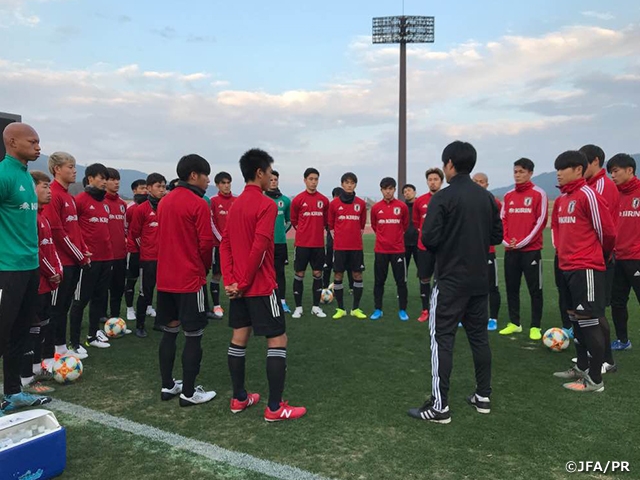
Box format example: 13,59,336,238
37,209,63,294
43,180,88,267
501,181,548,251
587,168,619,227
128,200,159,261
211,192,236,247
290,191,329,248
551,178,616,271
489,197,502,254
371,198,409,254
614,176,640,260
104,192,127,260
220,184,278,296
412,192,433,250
74,191,113,262
328,196,367,251
157,186,214,293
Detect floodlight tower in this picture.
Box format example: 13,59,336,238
372,16,434,195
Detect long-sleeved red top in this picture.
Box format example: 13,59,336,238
328,195,367,251
371,198,409,254
552,178,616,271
501,181,548,251
412,192,434,251
42,180,88,267
75,190,113,262
104,192,127,260
37,209,63,294
614,176,640,260
220,184,278,297
157,185,214,293
128,200,159,261
211,192,236,247
587,168,619,228
290,190,329,248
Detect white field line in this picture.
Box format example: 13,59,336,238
47,399,333,480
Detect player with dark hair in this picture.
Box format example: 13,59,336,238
402,184,419,274
552,150,616,392
290,168,329,318
222,148,306,421
500,158,548,339
607,153,640,351
329,172,368,319
70,163,113,350
129,173,166,337
124,179,149,321
409,140,502,424
209,171,235,319
370,177,410,321
265,170,292,312
157,154,216,407
412,168,444,322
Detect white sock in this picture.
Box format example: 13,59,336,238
32,363,42,376
21,376,34,387
55,344,68,354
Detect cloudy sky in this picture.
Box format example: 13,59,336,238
2,0,639,196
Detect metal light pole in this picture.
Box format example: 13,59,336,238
372,16,434,196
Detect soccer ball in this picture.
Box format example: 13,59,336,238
542,328,570,352
104,317,127,338
320,288,334,304
52,355,83,384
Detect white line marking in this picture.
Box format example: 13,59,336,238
46,399,332,480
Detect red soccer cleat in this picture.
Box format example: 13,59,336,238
230,392,261,413
417,310,429,323
264,401,307,422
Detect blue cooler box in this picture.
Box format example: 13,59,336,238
0,409,66,480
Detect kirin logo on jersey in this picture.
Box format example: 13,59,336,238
568,200,576,214
524,197,532,207
65,215,78,222
149,222,159,228
354,204,361,212
393,207,401,216
40,238,52,246
633,198,640,209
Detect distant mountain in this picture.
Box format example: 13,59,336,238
491,153,640,200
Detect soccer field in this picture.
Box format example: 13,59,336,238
3,230,640,480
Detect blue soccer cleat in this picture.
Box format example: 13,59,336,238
562,327,574,340
370,309,383,321
281,301,291,314
611,339,632,351
2,392,52,413
398,310,409,322
487,319,497,331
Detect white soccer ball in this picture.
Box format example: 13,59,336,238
53,355,84,384
320,289,334,305
104,317,127,338
542,327,570,352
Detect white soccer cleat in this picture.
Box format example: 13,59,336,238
96,330,110,343
179,385,216,407
146,305,157,317
161,379,183,401
311,306,327,318
67,347,89,360
87,338,110,349
292,307,303,318
126,307,136,320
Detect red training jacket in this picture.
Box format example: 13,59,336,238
552,178,616,271
412,192,433,251
614,176,640,260
75,191,113,262
128,200,160,261
587,168,619,228
489,197,502,254
220,184,278,297
210,192,236,247
157,186,214,293
328,195,367,251
501,181,548,251
104,192,127,260
290,190,329,248
37,209,63,294
371,198,409,254
43,180,88,267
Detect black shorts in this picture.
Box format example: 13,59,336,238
229,290,286,337
211,247,221,275
156,287,208,332
33,292,52,326
333,250,365,273
559,269,606,319
417,249,436,279
274,243,289,267
293,246,325,272
127,252,140,278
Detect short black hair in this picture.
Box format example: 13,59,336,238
304,168,319,179
106,168,120,180
239,148,274,182
332,187,344,198
402,184,416,192
607,153,636,174
380,177,396,189
85,163,109,180
425,168,444,181
147,173,167,186
166,178,180,191
341,172,358,184
514,157,535,172
177,154,211,182
579,144,606,167
554,150,587,174
131,179,146,191
271,170,280,178
441,141,477,175
214,171,232,184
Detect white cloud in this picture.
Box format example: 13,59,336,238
581,11,615,21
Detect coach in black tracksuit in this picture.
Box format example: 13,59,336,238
408,141,503,424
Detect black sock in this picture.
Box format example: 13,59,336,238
125,277,136,308
353,281,363,310
33,322,45,365
293,275,304,308
312,275,323,307
159,328,178,389
267,348,287,411
21,325,40,379
572,321,590,372
334,280,344,309
136,294,147,330
228,343,247,401
182,332,204,398
578,319,604,384
599,317,614,365
210,280,220,307
323,268,332,289
420,280,431,310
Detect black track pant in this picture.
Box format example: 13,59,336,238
488,253,501,320
136,260,157,330
50,265,81,347
373,253,408,310
504,249,543,328
109,258,127,318
610,259,640,343
274,244,288,302
554,255,571,329
69,261,112,346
